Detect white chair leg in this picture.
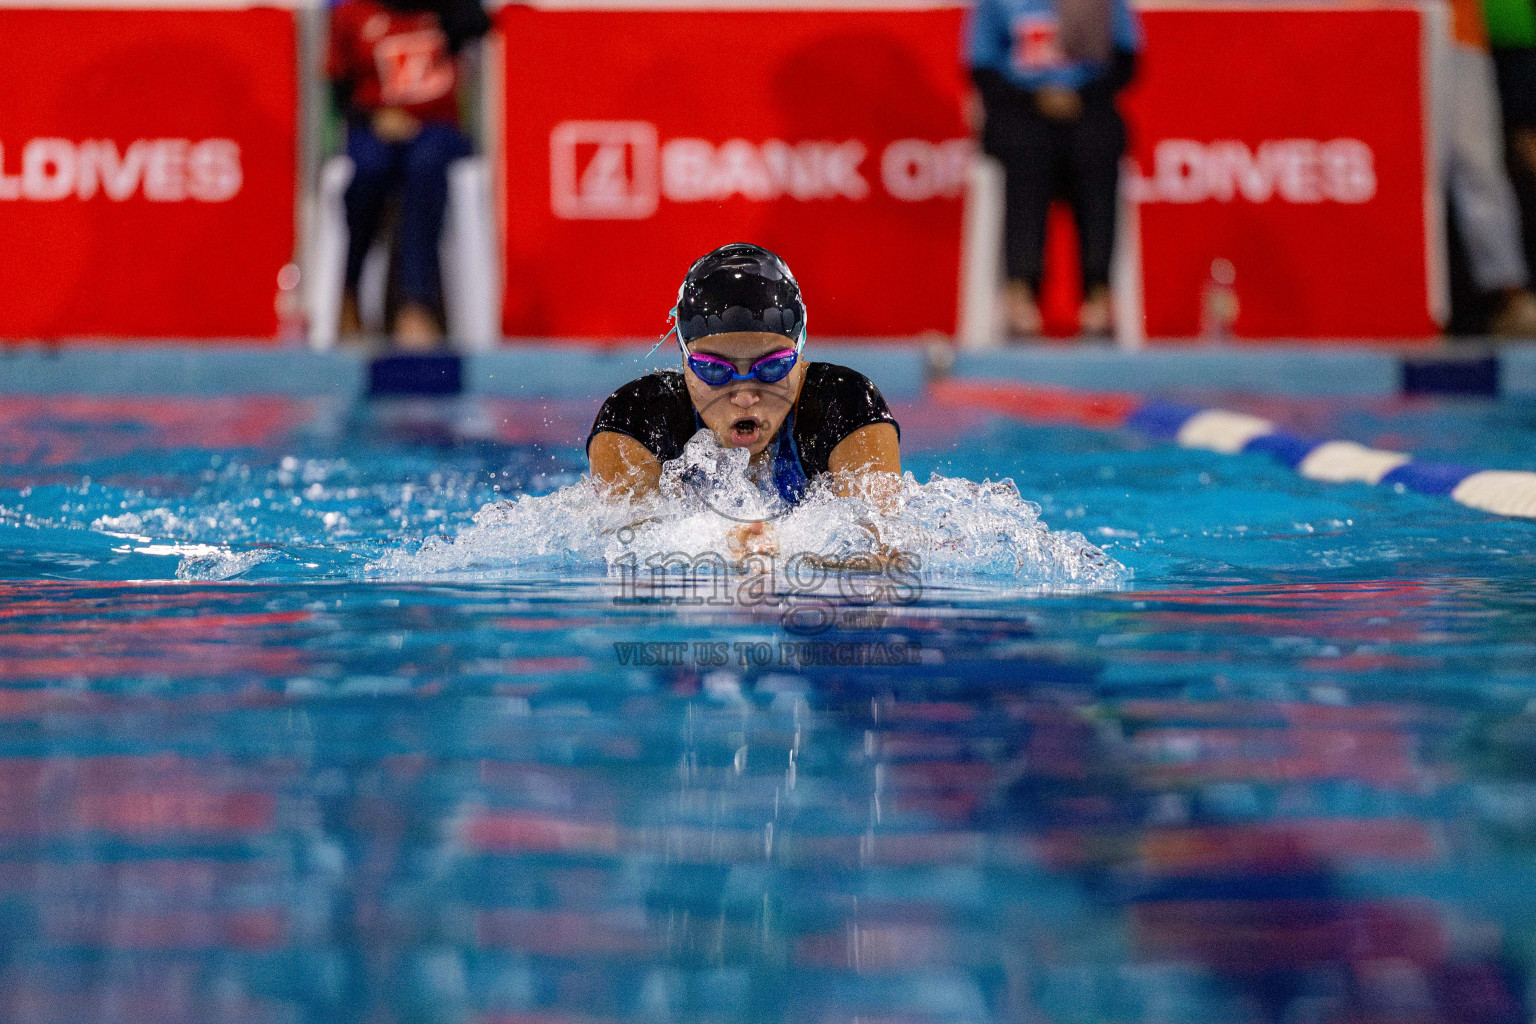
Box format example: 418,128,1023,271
441,156,501,351
958,154,1006,349
357,239,390,335
306,155,354,350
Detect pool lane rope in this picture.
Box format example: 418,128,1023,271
930,378,1536,520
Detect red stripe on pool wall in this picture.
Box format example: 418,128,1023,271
928,379,1138,428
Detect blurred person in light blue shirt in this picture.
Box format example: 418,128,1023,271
967,0,1142,339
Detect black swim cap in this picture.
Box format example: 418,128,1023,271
674,243,805,345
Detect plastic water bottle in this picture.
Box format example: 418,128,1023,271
1201,258,1239,344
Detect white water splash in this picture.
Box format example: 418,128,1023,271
175,547,276,582
369,431,1128,587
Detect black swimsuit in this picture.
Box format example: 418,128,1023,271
586,362,900,503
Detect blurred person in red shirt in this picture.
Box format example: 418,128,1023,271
327,0,489,349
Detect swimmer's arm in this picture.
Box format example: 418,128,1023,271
827,423,902,507
819,423,906,568
588,431,662,501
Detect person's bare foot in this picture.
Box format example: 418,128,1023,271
1006,280,1042,340
1514,128,1536,181
392,302,443,351
1490,288,1536,337
1080,285,1113,338
339,292,363,341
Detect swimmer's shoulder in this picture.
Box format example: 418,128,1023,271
587,369,694,460
795,362,900,475
801,362,897,430
604,368,688,405
803,361,882,396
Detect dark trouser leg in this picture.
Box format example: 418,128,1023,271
1491,48,1536,277
395,122,475,310
343,123,402,294
1068,97,1127,291
983,85,1059,291
1510,128,1536,279
995,115,1058,291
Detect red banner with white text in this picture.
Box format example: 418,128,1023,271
1120,5,1437,340
496,4,971,339
0,7,296,342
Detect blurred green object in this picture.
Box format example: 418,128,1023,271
1484,0,1536,47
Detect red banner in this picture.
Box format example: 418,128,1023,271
1121,5,1437,340
0,7,296,342
496,4,971,339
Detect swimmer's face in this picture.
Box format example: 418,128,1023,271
683,331,807,456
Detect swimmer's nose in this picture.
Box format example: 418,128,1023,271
729,389,761,409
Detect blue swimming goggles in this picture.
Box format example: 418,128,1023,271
665,309,807,387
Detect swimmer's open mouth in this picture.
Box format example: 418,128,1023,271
728,417,763,446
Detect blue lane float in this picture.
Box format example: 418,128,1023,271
1130,400,1536,518
934,381,1536,521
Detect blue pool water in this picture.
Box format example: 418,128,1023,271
2,378,1536,1023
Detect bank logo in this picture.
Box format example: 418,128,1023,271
1013,16,1065,71
550,120,659,220
550,120,972,220
374,29,455,106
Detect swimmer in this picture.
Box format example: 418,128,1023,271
587,243,902,559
